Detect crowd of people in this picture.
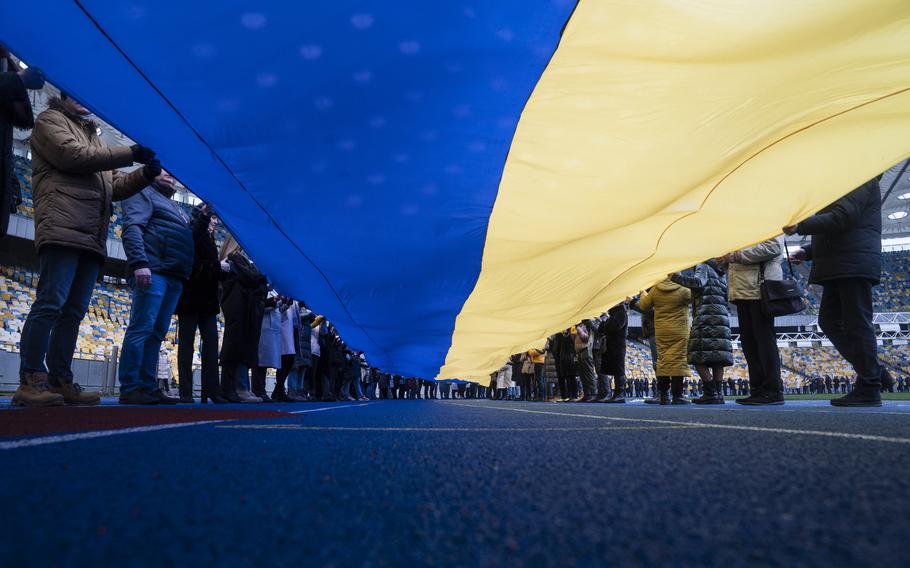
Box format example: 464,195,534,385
0,50,901,410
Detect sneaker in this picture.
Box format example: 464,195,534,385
831,386,881,407
237,390,262,403
119,390,160,405
11,372,65,407
736,392,784,406
48,375,100,406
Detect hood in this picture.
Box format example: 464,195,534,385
47,96,97,130
655,278,681,293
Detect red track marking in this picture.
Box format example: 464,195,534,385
0,407,295,438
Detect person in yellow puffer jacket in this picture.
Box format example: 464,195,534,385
638,277,692,405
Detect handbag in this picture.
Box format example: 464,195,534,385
759,241,806,318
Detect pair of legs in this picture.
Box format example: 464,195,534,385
177,311,219,399
735,300,782,401
119,273,183,396
19,245,101,382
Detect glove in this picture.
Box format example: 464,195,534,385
142,159,162,180
130,144,157,164
17,67,45,90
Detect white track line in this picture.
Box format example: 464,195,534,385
216,425,697,432
288,402,372,414
1,403,372,450
0,420,228,451
447,402,910,445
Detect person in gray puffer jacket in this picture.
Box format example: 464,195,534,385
671,259,733,404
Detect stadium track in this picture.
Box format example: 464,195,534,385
2,398,909,567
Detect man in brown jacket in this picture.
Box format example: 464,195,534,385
12,93,160,407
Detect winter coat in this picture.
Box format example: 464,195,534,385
727,237,785,302
29,97,148,257
599,303,628,377
0,66,33,239
528,348,546,365
638,279,692,377
121,184,194,280
543,341,558,384
219,252,267,368
671,260,734,367
551,332,577,378
258,301,282,369
156,347,172,381
293,304,315,369
279,302,296,357
797,177,882,284
496,364,512,389
176,207,222,317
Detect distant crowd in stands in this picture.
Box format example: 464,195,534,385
0,48,905,409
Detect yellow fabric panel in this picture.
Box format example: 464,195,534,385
439,0,910,384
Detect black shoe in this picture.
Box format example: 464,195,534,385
692,393,723,404
179,395,195,404
602,394,626,404
582,395,599,403
271,390,292,402
153,390,180,405
644,395,669,405
119,390,160,405
201,392,228,404
221,390,242,403
831,386,881,407
737,392,784,406
255,392,272,403
671,396,691,405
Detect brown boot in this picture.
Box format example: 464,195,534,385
49,375,101,406
12,372,65,407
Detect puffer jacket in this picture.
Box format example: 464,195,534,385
672,260,733,366
121,184,194,279
727,237,784,302
30,97,148,257
639,279,692,377
797,177,882,284
219,252,267,368
293,304,315,369
1,66,34,238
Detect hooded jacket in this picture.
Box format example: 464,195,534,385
638,279,692,377
797,177,882,284
671,260,734,366
30,97,148,257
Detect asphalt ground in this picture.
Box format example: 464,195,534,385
2,398,909,567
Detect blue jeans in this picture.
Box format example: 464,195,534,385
118,273,183,394
19,246,101,380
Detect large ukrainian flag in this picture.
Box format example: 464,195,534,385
5,1,910,383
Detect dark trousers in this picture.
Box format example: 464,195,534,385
736,300,782,395
266,354,294,395
817,278,881,386
177,312,219,397
19,245,101,381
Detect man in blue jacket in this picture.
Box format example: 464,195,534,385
118,170,194,404
785,175,889,407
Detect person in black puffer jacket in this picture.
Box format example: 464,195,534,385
599,301,629,403
118,171,195,405
786,175,886,407
175,204,227,403
671,259,733,404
